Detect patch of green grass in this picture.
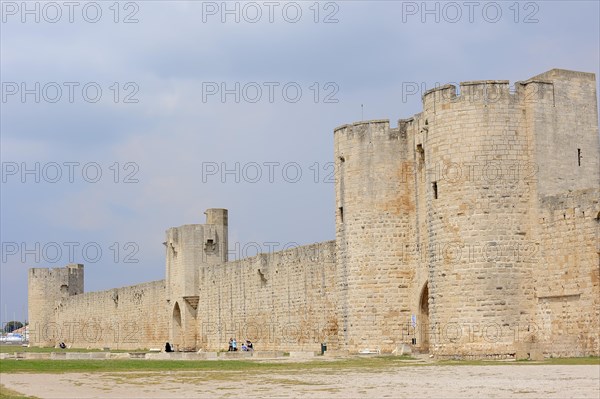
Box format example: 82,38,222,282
543,356,600,365
0,384,38,399
0,355,596,374
0,356,419,374
0,359,286,374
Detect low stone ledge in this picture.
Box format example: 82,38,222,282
221,351,253,359
144,352,218,360
2,350,293,361
0,352,26,359
183,352,218,360
66,353,92,359
24,353,51,360
109,352,130,359
89,352,110,359
145,352,170,360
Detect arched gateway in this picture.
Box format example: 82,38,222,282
172,302,182,351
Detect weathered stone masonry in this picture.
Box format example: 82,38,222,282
29,69,599,358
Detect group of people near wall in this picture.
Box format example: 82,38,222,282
228,338,253,352
162,339,254,352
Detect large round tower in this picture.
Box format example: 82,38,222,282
334,120,416,352
419,81,537,357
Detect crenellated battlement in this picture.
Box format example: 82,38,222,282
419,76,565,111
423,80,516,110
333,120,406,144
460,80,511,104
334,119,390,133
422,83,457,104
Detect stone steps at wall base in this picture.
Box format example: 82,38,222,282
145,352,219,360
250,350,285,358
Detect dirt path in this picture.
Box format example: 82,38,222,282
2,365,599,398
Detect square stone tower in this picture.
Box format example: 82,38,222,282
27,264,84,346
164,208,228,350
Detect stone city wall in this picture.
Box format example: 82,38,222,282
33,280,169,350
195,241,337,352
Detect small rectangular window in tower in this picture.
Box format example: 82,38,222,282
205,239,216,252
432,182,438,199
339,207,344,223
577,148,581,166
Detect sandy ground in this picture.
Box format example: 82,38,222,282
1,365,599,398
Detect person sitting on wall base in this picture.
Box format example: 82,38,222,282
165,342,173,352
59,342,66,349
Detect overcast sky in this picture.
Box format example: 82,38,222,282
1,0,599,324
